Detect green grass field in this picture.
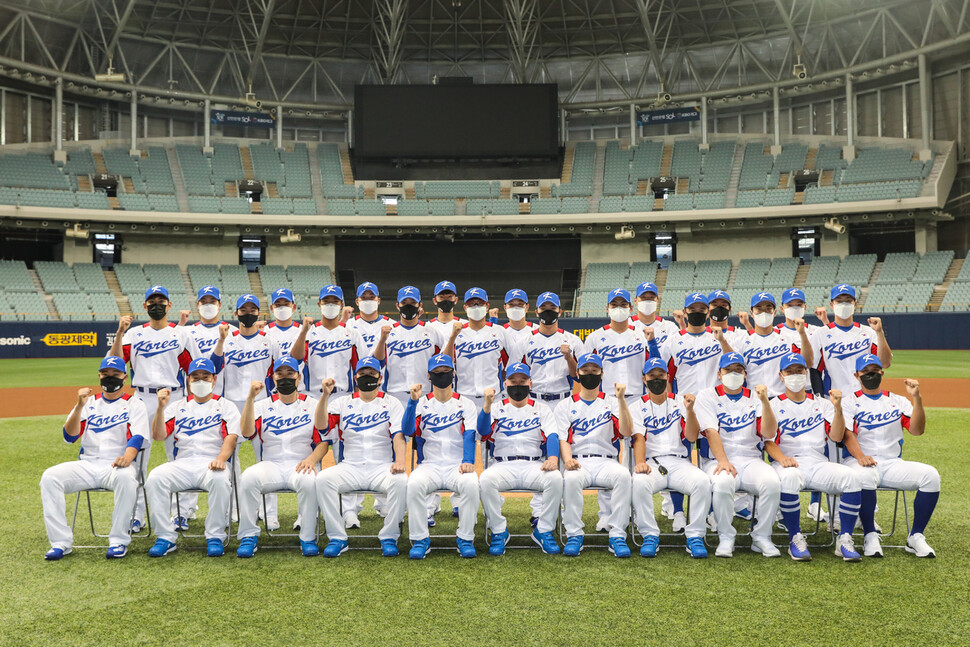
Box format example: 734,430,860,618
3,350,970,389
3,408,969,645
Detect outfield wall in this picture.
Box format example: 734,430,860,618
2,313,968,359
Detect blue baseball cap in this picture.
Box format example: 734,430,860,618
750,291,776,308
236,293,260,310
642,357,667,374
188,357,216,374
319,285,344,301
99,356,127,373
273,356,301,373
831,284,857,300
779,352,807,371
608,288,631,304
685,292,709,307
428,354,454,371
434,280,457,296
577,353,603,370
782,288,805,304
271,288,294,304
397,285,421,303
145,285,169,302
196,285,221,302
708,290,731,303
464,287,488,303
505,289,528,304
636,282,659,297
357,282,379,298
855,354,882,372
536,291,561,308
719,352,746,370
505,362,531,378
355,356,382,374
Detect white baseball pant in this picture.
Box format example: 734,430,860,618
40,460,138,549
407,463,479,542
704,456,781,541
315,462,407,542
133,387,189,522
228,399,275,523
843,456,941,492
480,460,563,534
237,460,318,543
591,398,640,523
145,458,233,543
774,456,861,495
632,455,712,539
562,457,631,538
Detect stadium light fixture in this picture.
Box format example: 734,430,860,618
280,228,301,243
823,217,846,235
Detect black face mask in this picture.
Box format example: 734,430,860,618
429,370,454,389
276,378,298,395
710,306,730,322
146,303,167,321
100,375,125,393
399,304,420,320
686,311,708,327
437,300,455,313
356,374,381,392
537,310,559,325
238,313,259,328
506,384,530,402
577,373,602,390
645,378,667,395
859,372,883,390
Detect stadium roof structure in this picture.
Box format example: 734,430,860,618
0,0,968,113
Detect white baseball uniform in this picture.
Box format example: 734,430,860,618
809,322,880,393
216,330,282,409
453,323,513,406
659,328,724,398
737,329,800,397
425,316,466,345
381,321,445,401
301,322,369,395
514,327,586,399
632,315,680,349
775,322,819,354
346,314,392,354
264,322,307,392
501,321,537,347
187,321,238,357
585,324,651,399
40,393,149,550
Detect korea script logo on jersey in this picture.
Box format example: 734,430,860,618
642,410,682,435
824,338,872,361
496,416,542,436
777,412,825,437
226,346,271,367
567,409,614,435
176,414,224,435
597,342,644,363
86,411,130,433
422,411,465,433
455,338,501,360
717,409,757,432
388,337,434,357
744,342,791,366
674,342,720,366
263,411,313,434
343,411,390,432
308,338,352,357
132,337,180,358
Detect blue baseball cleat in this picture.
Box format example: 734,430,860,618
456,538,476,558
206,539,224,557
381,539,399,557
531,529,560,555
735,507,753,521
686,537,708,558
45,547,71,561
608,537,631,558
300,540,319,557
640,535,659,558
451,507,460,518
427,515,436,528
105,545,128,559
488,530,510,556
788,533,812,561
173,516,189,532
323,539,349,558
563,536,584,557
148,538,177,557
409,538,431,559
236,536,258,558
129,519,144,534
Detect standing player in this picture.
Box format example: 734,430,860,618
659,292,735,398
765,353,863,561
108,284,201,530
145,358,240,557
425,280,466,344
629,357,710,559
706,290,747,349
452,287,513,410
40,356,148,560
183,286,237,357
631,282,679,349
737,292,801,397
210,294,281,412
841,355,940,558
694,352,781,558
498,289,536,344
264,288,307,390
555,354,633,558
345,282,390,354
401,354,480,559
477,364,563,556
312,357,409,558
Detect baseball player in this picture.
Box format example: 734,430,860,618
210,294,281,412
693,352,781,558
737,292,799,397
478,363,563,556
629,357,710,559
235,358,331,558
145,358,241,557
345,282,391,354
108,284,201,529
765,352,863,561
40,356,148,560
264,288,307,389
312,357,408,558
631,282,680,349
514,292,585,402
425,280,466,344
401,354,480,559
452,287,513,410
555,354,633,558
841,354,939,558
809,284,892,394
707,290,748,348
182,286,238,357
496,288,536,343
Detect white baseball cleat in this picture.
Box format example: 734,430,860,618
751,537,781,558
905,533,936,558
343,511,361,530
834,533,862,562
715,536,734,558
807,501,829,523
672,512,687,533
863,531,884,558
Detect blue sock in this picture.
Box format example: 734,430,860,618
780,493,801,539
839,491,861,536
670,492,684,515
810,491,821,506
911,490,940,535
860,489,877,535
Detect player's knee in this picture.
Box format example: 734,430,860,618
630,473,649,494
711,473,734,494
919,465,941,492
759,475,781,496
688,473,712,495
39,467,57,489
116,467,138,487
563,470,583,488
778,468,801,493
293,472,316,492
856,468,879,490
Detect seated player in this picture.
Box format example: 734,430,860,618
40,356,149,560
630,357,711,559
402,354,480,559
694,352,781,558
478,363,563,556
841,354,940,558
313,357,408,558
765,353,863,562
145,358,241,557
235,358,332,558
555,354,633,558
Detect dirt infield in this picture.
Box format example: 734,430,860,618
1,378,966,419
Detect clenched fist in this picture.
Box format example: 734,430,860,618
117,315,133,334
814,307,829,325
793,318,805,333
321,378,335,397
179,310,191,325
737,311,750,328
867,317,883,333
828,389,842,406
301,316,314,332
452,320,463,336
483,388,496,406
218,323,230,340
682,393,695,411
904,378,920,398
488,308,499,319
559,344,572,357
380,324,392,340
614,382,626,399
157,388,172,408
409,383,423,401
754,384,769,401
643,326,655,341
248,381,264,398
77,387,93,406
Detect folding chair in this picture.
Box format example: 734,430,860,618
259,487,321,545
481,440,554,550
834,441,912,550
70,450,151,548
409,442,459,551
